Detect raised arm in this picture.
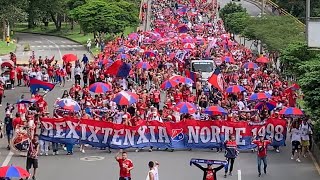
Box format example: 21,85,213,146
191,162,205,171
114,149,122,160
214,164,225,172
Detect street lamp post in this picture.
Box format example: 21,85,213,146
306,0,310,40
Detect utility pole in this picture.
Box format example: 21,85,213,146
306,0,310,41
261,0,265,16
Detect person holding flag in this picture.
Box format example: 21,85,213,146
190,158,226,180
223,134,239,178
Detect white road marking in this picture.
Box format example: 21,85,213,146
37,46,41,48
309,152,320,175
41,37,63,60
1,151,14,166
31,46,35,48
238,170,241,180
61,45,65,47
61,41,66,43
34,41,42,43
67,45,71,47
43,45,47,48
49,45,53,48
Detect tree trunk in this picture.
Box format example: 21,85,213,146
50,13,62,31
2,19,6,41
71,19,74,30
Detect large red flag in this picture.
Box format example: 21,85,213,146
208,68,224,92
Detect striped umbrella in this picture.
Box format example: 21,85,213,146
204,106,228,115
254,101,277,111
0,165,30,178
128,33,139,40
225,85,246,93
137,62,152,70
243,62,259,69
222,56,235,63
248,92,271,101
173,102,197,114
160,79,179,89
89,82,112,93
279,107,304,116
117,53,130,59
55,98,81,112
112,91,139,105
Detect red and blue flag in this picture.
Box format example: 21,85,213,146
208,68,224,92
105,60,131,78
185,70,197,83
29,78,55,94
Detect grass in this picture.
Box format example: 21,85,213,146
0,41,17,56
14,22,136,45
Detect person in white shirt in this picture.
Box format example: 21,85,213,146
290,121,302,162
299,119,312,158
146,161,159,180
237,100,245,110
192,108,201,120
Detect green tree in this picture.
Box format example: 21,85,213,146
71,0,138,34
0,0,28,39
298,56,320,118
243,15,305,51
224,12,250,35
279,42,319,77
219,2,246,22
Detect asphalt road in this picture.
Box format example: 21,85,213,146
0,32,89,65
0,0,319,180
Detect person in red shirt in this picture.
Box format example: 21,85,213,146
151,89,161,109
0,82,4,106
37,98,48,114
115,150,134,180
252,135,272,177
12,113,23,130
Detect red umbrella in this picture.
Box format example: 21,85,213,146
62,54,78,63
1,60,14,68
256,56,269,63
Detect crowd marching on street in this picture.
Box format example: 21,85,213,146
0,0,315,180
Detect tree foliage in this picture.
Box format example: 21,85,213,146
0,0,28,23
224,12,250,35
71,0,138,34
272,0,320,20
243,16,305,51
219,2,246,22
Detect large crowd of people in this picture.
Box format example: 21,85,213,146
0,0,314,179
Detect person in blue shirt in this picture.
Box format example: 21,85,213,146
4,112,13,150
81,54,89,65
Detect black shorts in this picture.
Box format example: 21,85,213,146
26,157,38,169
292,141,301,150
119,177,131,180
